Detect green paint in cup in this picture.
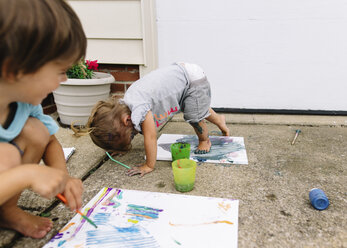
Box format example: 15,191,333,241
172,159,196,192
170,142,191,161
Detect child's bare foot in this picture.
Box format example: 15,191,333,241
0,206,53,238
219,115,230,136
194,139,211,154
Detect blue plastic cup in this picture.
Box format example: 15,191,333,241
309,188,329,210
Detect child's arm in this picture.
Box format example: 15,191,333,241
127,111,157,177
43,135,83,211
0,165,67,205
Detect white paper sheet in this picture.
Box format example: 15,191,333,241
63,147,75,162
157,134,248,164
44,188,238,248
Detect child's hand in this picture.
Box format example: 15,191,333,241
29,166,68,199
126,164,154,177
62,177,83,211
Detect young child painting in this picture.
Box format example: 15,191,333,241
88,62,230,177
0,0,86,238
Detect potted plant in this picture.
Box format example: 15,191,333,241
53,59,115,126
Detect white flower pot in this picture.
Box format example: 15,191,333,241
53,72,114,126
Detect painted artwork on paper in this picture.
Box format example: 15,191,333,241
157,134,248,164
44,187,239,248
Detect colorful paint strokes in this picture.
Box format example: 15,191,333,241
157,134,248,164
126,204,163,219
44,188,238,248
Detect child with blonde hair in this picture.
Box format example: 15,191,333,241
0,0,86,238
88,62,230,177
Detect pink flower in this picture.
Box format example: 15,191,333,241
86,60,98,70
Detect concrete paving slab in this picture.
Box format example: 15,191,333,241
2,115,347,248
79,122,347,248
251,114,347,127
0,231,17,247
172,112,347,126
54,127,107,178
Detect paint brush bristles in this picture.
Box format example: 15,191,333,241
106,152,131,169
56,194,98,228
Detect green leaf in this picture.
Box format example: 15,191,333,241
66,60,95,79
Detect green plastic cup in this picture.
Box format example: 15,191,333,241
172,159,197,192
170,142,191,161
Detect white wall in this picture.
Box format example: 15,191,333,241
156,0,347,111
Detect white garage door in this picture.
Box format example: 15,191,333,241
156,0,347,112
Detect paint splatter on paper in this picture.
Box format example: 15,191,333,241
44,188,238,248
157,134,248,164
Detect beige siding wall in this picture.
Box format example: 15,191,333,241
68,0,157,76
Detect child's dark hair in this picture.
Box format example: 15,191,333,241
87,97,133,153
0,0,86,78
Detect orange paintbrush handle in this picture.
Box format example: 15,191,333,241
56,193,98,228
57,194,82,216
76,209,84,216
56,193,67,204
57,194,83,216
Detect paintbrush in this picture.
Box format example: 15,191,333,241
106,151,131,169
56,193,98,228
291,129,301,145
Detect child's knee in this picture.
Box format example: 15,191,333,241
20,117,50,148
0,143,21,171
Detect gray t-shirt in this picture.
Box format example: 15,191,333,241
122,62,209,132
122,63,189,132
